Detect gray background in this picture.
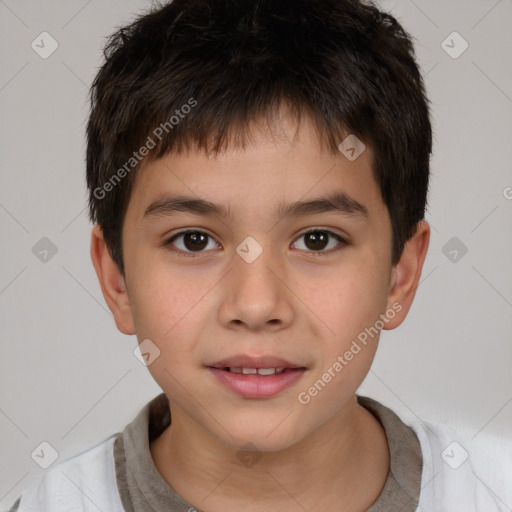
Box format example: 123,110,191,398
1,0,511,508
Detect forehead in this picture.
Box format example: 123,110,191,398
126,113,386,227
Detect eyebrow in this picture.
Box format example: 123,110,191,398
142,191,368,223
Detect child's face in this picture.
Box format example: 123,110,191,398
117,113,403,450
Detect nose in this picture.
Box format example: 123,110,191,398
218,241,295,332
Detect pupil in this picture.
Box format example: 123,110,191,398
184,232,208,251
305,231,328,251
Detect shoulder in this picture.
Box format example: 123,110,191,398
5,434,125,512
406,418,512,511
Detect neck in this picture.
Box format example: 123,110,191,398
150,395,390,512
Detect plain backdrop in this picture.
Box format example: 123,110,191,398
1,0,511,508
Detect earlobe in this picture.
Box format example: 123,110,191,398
90,225,136,335
383,220,430,330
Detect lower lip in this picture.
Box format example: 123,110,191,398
207,368,306,398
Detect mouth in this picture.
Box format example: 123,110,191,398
206,355,307,398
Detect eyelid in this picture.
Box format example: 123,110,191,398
295,226,349,242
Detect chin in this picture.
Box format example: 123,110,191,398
211,416,307,454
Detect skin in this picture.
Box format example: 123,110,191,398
90,110,430,511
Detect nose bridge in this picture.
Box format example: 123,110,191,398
220,235,293,329
234,235,281,305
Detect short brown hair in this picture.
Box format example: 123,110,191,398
86,0,432,276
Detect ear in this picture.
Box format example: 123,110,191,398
90,225,136,335
383,220,430,330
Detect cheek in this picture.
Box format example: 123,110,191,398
306,261,390,392
128,262,202,350
129,269,205,393
320,262,388,337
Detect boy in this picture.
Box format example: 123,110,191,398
6,0,509,510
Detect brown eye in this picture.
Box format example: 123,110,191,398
293,229,346,253
166,230,219,256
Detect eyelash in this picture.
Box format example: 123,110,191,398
163,228,349,258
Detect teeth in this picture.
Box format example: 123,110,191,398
228,367,287,375
257,368,276,376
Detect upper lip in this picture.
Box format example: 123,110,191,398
208,354,305,369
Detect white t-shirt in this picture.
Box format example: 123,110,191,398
5,393,511,512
